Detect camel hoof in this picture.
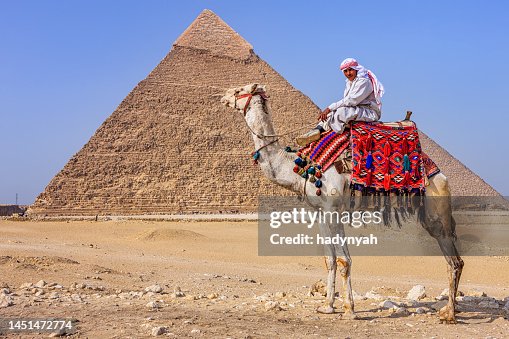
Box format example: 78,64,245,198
341,311,358,320
439,305,457,324
316,306,335,314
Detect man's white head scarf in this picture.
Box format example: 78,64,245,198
340,58,385,109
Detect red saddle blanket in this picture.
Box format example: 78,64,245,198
351,121,427,191
297,122,440,192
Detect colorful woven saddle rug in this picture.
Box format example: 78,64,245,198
297,130,350,172
295,121,440,192
351,121,429,191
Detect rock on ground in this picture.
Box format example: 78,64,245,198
0,294,14,308
406,285,426,301
151,326,167,336
145,284,163,293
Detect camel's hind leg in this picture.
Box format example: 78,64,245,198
436,235,464,324
426,173,464,323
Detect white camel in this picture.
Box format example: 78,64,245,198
221,83,464,323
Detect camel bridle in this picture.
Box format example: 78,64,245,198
232,91,279,163
231,89,313,164
234,91,269,116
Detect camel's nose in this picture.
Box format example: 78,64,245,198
220,96,229,106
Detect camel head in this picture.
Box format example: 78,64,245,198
220,83,267,113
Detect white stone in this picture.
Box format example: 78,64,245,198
275,291,286,298
146,301,162,309
129,291,144,298
465,289,486,297
379,300,397,309
34,280,46,288
190,329,201,335
352,290,367,301
392,307,409,316
151,326,167,336
0,295,14,308
171,291,185,298
145,285,163,293
415,307,426,314
48,292,60,299
71,294,83,302
365,291,384,300
264,301,281,311
406,285,426,301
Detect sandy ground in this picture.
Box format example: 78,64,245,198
0,219,508,338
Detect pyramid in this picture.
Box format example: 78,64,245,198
31,10,499,216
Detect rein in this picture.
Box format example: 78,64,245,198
234,91,314,140
233,89,317,199
233,90,312,169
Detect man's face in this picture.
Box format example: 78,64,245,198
343,68,358,81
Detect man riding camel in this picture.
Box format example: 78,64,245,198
296,58,385,146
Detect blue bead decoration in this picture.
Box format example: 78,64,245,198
366,152,374,169
315,179,322,188
253,151,260,160
294,158,302,166
307,167,315,175
316,165,322,170
301,172,308,179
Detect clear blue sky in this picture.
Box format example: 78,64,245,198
1,1,508,205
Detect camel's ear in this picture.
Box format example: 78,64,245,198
249,83,259,93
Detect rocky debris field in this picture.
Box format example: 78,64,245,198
0,220,508,338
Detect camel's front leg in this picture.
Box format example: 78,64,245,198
317,255,337,314
337,254,357,319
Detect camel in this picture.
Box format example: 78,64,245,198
221,83,464,323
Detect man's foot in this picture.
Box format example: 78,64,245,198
296,129,321,147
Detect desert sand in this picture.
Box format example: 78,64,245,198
0,219,508,338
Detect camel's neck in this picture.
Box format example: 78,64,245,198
246,98,302,192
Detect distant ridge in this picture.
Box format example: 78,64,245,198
31,10,500,216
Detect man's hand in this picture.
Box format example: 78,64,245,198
318,107,331,121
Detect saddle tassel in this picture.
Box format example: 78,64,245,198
365,134,373,152
383,173,391,191
403,154,411,172
402,137,408,155
383,142,391,157
366,169,373,186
